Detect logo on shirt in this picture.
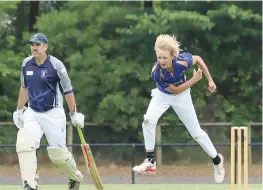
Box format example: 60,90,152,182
26,71,33,75
180,71,185,76
40,70,47,78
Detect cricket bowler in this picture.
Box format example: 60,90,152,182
132,34,226,183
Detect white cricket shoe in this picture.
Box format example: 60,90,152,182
132,159,156,174
213,153,226,183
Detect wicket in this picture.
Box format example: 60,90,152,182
230,126,248,190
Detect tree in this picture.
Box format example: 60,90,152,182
117,2,262,143
144,0,153,9
32,2,147,142
28,1,39,32
0,2,22,120
0,1,261,145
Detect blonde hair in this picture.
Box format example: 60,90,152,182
154,34,181,57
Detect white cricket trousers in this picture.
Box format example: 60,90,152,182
23,107,67,149
142,88,217,158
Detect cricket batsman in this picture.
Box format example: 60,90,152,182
13,33,84,190
132,34,226,183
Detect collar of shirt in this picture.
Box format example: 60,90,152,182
32,54,50,67
157,59,176,78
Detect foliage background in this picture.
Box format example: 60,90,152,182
0,1,261,160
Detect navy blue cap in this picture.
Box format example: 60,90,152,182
29,33,48,44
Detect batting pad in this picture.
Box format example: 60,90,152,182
47,147,83,182
16,128,38,189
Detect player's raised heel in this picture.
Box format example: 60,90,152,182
68,179,80,190
23,181,38,190
132,159,156,174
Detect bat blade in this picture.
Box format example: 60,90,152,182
81,144,104,190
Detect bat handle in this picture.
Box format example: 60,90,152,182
74,106,87,145
77,127,87,145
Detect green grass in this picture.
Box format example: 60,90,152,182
0,184,262,190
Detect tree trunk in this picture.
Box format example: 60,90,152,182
29,1,39,32
14,1,29,39
144,0,153,9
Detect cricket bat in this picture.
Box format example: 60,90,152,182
77,127,104,190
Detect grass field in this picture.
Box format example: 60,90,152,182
0,184,262,190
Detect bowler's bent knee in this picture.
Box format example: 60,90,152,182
142,117,157,150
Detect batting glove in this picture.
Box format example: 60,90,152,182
13,106,27,129
69,112,85,128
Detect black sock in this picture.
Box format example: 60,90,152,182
146,151,155,164
212,154,221,165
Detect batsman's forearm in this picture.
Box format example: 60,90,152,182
197,61,214,82
166,78,198,94
65,93,76,112
17,87,28,109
